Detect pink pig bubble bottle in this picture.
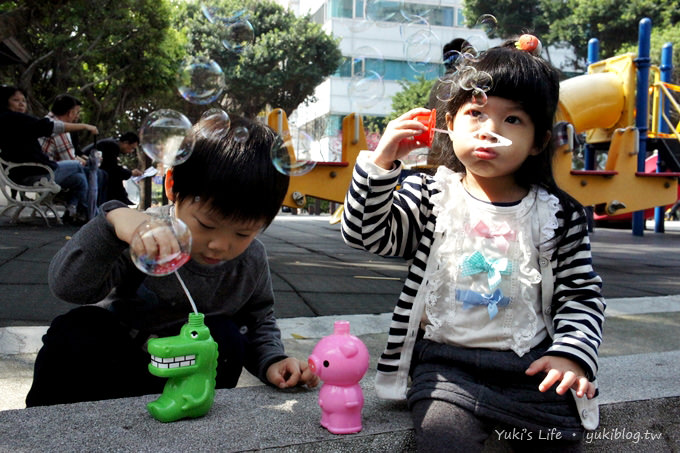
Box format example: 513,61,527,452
308,320,370,434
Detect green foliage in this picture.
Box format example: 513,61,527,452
0,0,185,137
386,75,436,122
176,0,342,118
464,0,680,72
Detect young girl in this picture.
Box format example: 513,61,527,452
341,38,604,452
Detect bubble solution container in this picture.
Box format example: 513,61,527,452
308,321,370,434
412,108,436,147
147,312,218,422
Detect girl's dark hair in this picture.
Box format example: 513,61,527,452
171,115,289,228
0,85,26,112
435,39,585,239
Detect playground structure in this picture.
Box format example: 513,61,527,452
554,18,680,235
267,108,366,211
274,18,680,235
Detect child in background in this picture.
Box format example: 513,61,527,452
341,38,604,452
27,115,318,407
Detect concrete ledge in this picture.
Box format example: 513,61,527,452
1,351,678,452
0,381,677,452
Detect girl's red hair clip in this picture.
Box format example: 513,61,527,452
515,34,543,56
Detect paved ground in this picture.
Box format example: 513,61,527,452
1,211,680,415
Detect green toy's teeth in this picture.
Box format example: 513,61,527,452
150,354,197,369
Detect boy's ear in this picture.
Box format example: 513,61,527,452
164,169,175,202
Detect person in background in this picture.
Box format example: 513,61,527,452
0,85,98,224
83,132,142,205
40,94,107,215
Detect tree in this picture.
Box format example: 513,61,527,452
176,0,343,118
386,75,436,122
0,0,185,136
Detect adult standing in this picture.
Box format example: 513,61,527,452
0,85,98,224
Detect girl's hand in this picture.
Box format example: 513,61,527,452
266,357,320,389
372,108,431,170
525,355,596,399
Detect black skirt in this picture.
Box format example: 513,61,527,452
407,337,584,439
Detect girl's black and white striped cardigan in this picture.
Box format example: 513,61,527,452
341,157,605,429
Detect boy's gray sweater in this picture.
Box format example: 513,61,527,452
48,201,287,383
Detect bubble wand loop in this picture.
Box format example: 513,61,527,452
174,271,198,315
431,127,512,148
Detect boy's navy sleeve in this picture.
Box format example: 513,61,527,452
236,248,288,384
48,200,132,304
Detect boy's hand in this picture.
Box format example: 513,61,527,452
526,355,596,399
372,108,430,170
106,207,153,245
266,357,320,389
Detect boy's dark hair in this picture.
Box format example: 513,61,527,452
435,39,585,243
171,115,289,228
51,94,82,116
0,85,26,112
119,132,140,144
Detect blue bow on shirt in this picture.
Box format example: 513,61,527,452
460,251,512,290
456,289,511,320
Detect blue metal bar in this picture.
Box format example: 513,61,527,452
632,18,652,236
584,38,600,172
655,43,673,232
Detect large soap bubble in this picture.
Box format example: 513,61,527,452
140,110,194,167
130,217,192,276
365,0,404,25
176,57,225,105
271,127,316,176
403,26,441,75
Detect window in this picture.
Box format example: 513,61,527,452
330,0,353,18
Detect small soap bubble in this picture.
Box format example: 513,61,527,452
201,108,230,125
365,0,404,25
220,14,255,53
233,126,250,143
176,58,225,105
130,217,192,276
201,4,217,23
435,78,457,103
271,127,316,176
348,70,385,110
462,34,491,56
475,14,498,34
140,109,194,167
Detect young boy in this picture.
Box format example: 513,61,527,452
26,115,318,407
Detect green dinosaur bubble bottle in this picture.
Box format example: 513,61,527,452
147,312,218,422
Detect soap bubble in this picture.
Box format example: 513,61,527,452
352,46,385,77
201,4,217,23
404,28,440,74
220,13,255,53
348,70,385,111
176,58,225,105
233,126,250,143
201,108,230,125
475,14,498,34
139,110,194,167
130,217,192,276
271,127,316,176
365,0,404,24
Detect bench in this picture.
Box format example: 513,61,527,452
0,156,63,226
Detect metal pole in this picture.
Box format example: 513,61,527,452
585,38,599,171
632,18,652,236
655,43,673,232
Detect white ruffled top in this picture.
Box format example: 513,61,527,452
419,166,560,356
